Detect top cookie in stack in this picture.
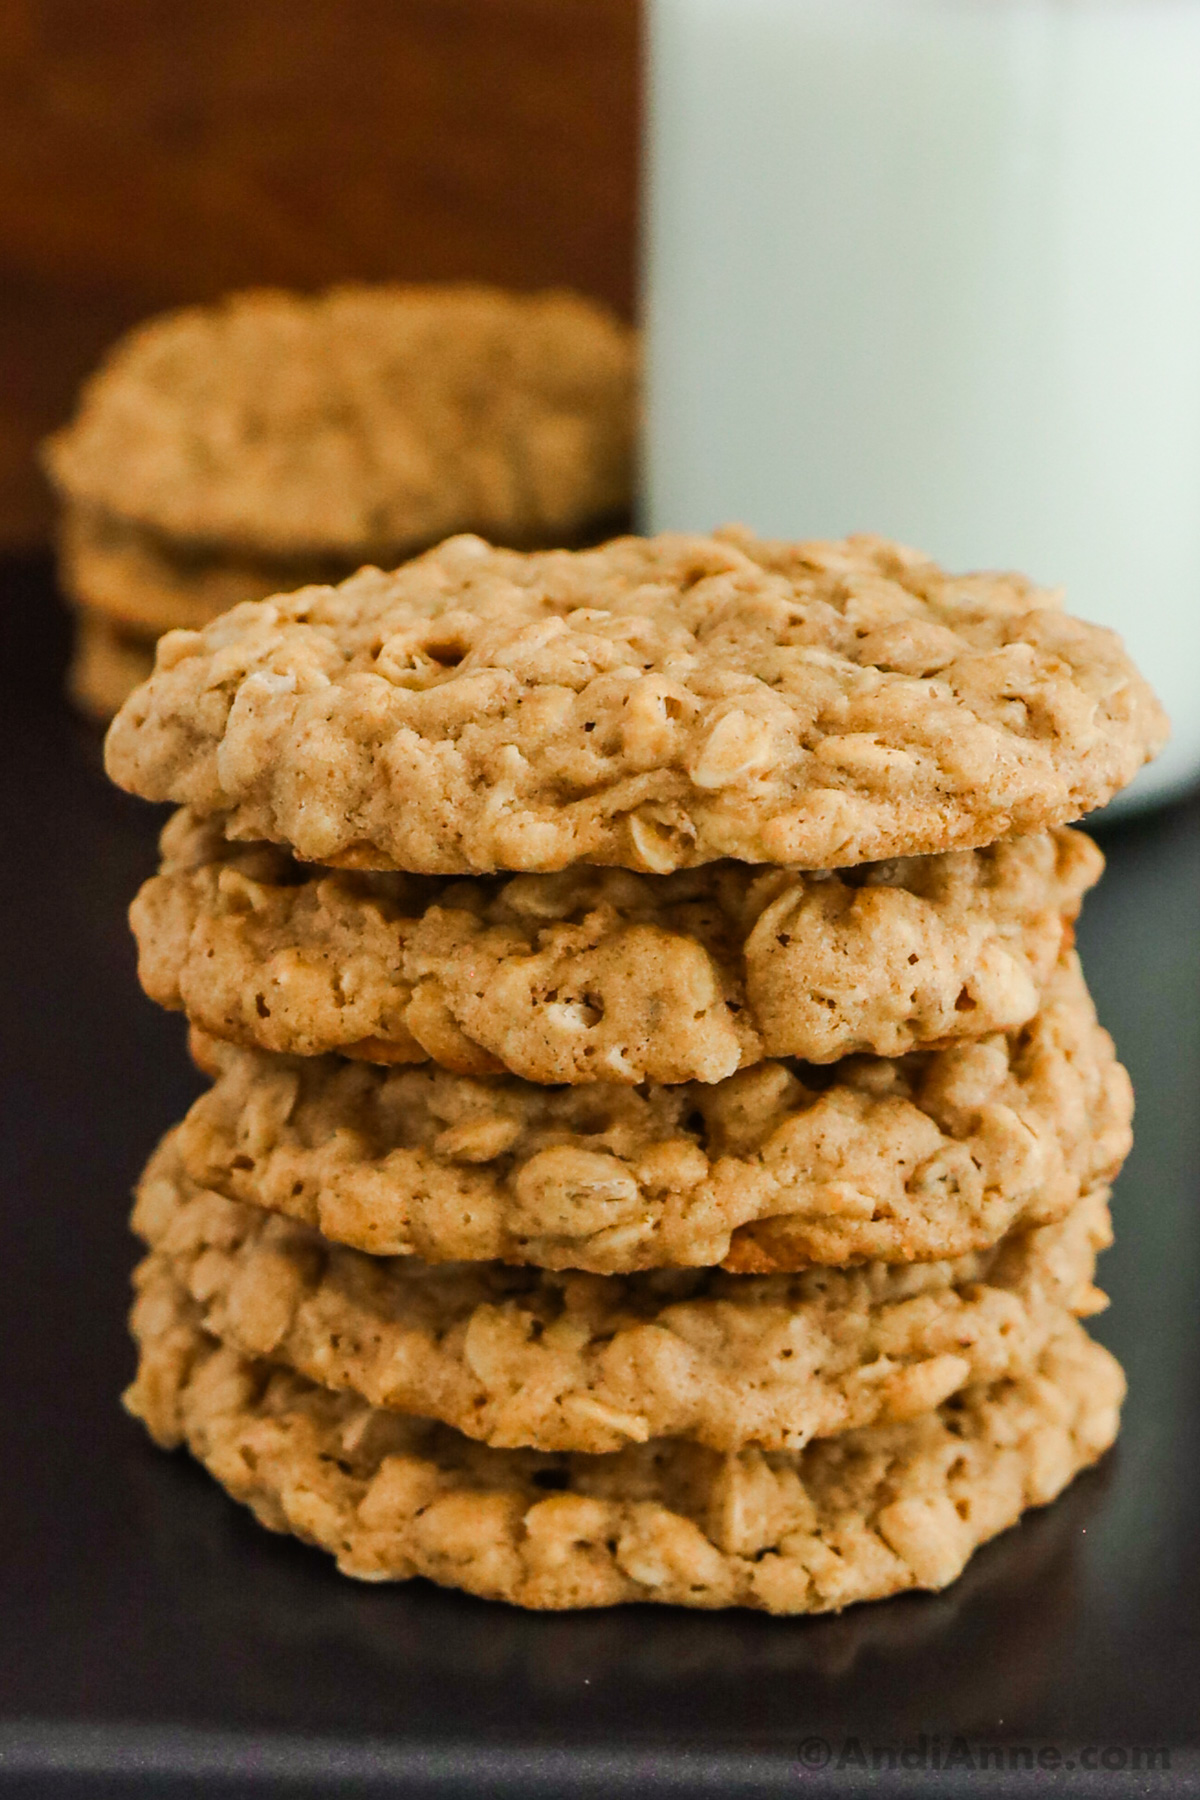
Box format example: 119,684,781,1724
105,528,1163,871
111,529,1163,1611
43,285,637,718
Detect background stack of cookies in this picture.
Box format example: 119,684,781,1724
106,528,1164,1613
41,284,637,720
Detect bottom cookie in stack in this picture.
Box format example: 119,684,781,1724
126,1268,1121,1614
123,1136,1122,1612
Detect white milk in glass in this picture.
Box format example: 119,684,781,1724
646,0,1200,810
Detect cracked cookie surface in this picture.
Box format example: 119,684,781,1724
104,530,1166,875
134,1142,1111,1454
134,810,1102,1080
45,284,637,563
125,1277,1123,1611
175,951,1131,1274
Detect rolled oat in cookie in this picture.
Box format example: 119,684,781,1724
103,530,1166,875
134,809,1101,1080
133,1140,1111,1454
44,285,637,563
176,951,1130,1274
125,1275,1124,1611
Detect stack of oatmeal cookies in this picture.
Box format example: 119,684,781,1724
106,528,1164,1613
42,284,637,719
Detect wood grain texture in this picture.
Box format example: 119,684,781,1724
0,0,641,545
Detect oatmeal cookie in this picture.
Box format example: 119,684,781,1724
44,285,637,563
134,810,1101,1080
125,1275,1123,1611
103,531,1166,874
68,610,157,722
134,1142,1110,1454
59,505,333,636
176,952,1131,1274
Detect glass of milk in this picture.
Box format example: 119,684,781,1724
645,0,1200,812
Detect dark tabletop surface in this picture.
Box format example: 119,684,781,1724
1,556,1198,1799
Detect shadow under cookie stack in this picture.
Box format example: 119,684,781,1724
107,528,1164,1613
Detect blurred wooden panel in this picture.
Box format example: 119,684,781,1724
0,0,641,545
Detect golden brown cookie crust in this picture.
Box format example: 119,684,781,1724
175,952,1131,1274
125,1276,1124,1611
104,531,1167,875
133,810,1102,1081
44,284,637,562
134,1141,1111,1454
68,610,157,723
